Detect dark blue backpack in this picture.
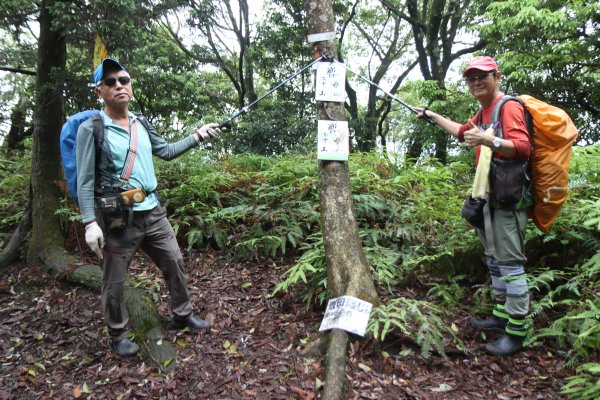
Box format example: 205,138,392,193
60,110,103,206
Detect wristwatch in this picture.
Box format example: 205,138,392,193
491,138,502,151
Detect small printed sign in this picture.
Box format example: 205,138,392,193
314,62,346,103
318,295,373,337
307,31,336,43
317,120,349,161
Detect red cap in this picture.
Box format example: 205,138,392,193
463,56,498,77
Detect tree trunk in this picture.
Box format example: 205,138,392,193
306,1,380,398
27,0,70,269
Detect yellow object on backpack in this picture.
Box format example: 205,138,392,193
493,95,579,232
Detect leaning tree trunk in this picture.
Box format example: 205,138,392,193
306,1,380,399
1,0,177,369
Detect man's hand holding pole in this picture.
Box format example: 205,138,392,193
195,123,224,142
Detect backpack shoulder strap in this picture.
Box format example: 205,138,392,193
491,95,532,141
90,114,104,147
90,113,119,191
132,112,153,133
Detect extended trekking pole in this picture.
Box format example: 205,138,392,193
217,56,324,129
334,60,437,126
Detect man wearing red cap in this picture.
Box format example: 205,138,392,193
417,56,532,356
77,58,224,356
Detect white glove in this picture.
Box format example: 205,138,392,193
195,123,222,142
85,221,105,260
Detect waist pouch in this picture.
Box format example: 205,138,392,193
489,158,531,210
96,188,147,231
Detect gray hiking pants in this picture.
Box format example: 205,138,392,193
476,208,530,317
99,204,192,341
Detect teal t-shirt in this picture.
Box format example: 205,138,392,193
101,111,158,211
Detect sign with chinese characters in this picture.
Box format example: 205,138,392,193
314,62,346,103
317,120,349,161
318,295,373,337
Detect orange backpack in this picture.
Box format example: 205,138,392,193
492,95,579,232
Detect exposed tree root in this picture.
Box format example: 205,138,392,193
61,261,178,371
2,217,177,370
0,203,31,273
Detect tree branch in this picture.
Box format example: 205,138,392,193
0,67,36,76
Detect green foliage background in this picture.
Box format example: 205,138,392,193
0,0,599,397
1,142,599,397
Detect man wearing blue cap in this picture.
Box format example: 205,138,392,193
77,58,223,356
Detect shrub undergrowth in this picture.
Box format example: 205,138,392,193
1,143,598,397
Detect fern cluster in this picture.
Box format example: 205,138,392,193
562,363,600,400
367,297,466,358
158,152,320,259
0,147,31,241
2,139,599,396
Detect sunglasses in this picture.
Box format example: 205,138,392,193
465,71,496,84
99,76,131,87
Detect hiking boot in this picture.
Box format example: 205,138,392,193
170,315,210,330
484,333,524,357
111,338,140,357
470,316,507,332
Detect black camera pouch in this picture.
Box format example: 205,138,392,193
461,196,487,229
97,194,126,231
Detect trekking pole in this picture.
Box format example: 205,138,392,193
218,56,324,129
334,61,437,126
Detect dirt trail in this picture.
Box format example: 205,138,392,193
0,251,570,399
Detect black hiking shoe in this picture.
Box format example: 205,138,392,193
111,338,140,357
484,333,524,357
470,316,507,332
169,315,210,330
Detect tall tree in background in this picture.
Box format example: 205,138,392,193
306,0,379,398
164,0,257,109
163,0,308,155
237,0,317,155
2,95,30,150
340,1,418,151
0,0,39,149
381,0,486,163
27,0,68,268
